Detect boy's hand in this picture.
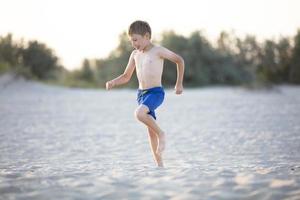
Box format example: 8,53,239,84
175,84,183,95
106,80,115,90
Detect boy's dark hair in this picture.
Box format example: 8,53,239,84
128,20,151,39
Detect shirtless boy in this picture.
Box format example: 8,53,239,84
106,20,185,167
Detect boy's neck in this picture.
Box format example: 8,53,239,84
142,42,154,53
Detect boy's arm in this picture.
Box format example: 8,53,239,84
106,51,136,90
158,47,185,94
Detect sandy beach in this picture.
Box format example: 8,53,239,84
0,74,300,200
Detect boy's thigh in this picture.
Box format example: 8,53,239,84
143,92,164,111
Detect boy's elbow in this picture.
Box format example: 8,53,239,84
177,56,184,66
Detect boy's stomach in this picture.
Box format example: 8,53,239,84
136,71,163,90
138,79,162,90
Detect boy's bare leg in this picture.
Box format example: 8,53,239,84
135,105,166,155
147,127,164,167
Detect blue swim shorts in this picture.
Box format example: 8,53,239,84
137,86,165,120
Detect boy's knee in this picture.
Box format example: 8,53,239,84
134,109,145,121
134,107,148,121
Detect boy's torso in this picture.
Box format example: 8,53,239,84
134,45,164,90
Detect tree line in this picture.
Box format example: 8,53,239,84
1,30,300,88
0,34,64,80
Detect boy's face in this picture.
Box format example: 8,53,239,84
129,33,150,51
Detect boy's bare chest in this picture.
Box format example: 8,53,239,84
135,53,161,70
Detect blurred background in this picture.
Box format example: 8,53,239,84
0,0,299,88
1,1,300,199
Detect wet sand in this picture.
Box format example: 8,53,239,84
1,75,300,199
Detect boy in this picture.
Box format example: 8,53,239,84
106,20,184,167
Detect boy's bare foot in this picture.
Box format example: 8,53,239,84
157,161,164,167
156,154,164,167
156,132,166,155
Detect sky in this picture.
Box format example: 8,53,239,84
0,0,299,70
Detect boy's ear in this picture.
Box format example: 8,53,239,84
144,32,150,40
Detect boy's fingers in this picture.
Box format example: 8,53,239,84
106,81,114,90
175,89,183,94
106,82,111,90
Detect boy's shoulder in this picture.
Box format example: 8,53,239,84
152,45,171,57
154,45,171,53
153,44,165,50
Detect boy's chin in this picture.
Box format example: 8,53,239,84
137,47,145,51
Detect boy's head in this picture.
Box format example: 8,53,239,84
128,20,152,51
128,20,151,39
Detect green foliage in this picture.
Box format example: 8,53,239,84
22,40,60,79
0,62,10,74
1,29,300,87
161,31,252,86
0,33,63,80
277,38,292,82
0,34,23,67
290,30,300,83
76,59,95,81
